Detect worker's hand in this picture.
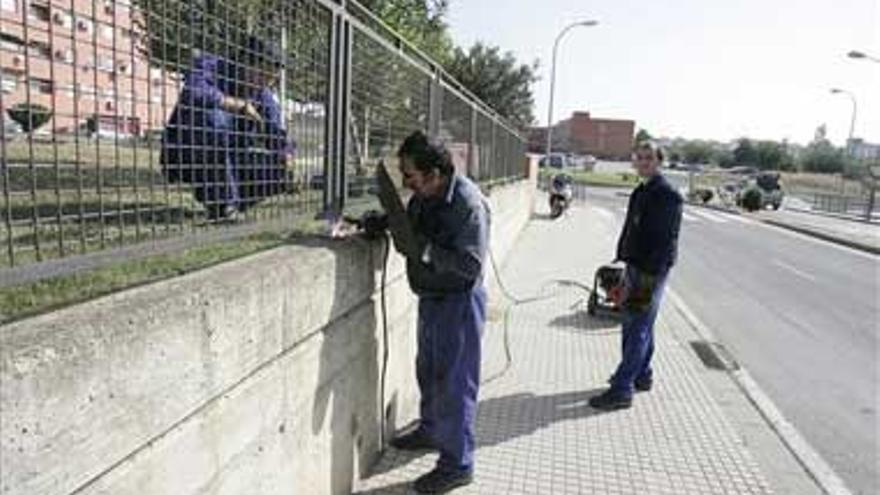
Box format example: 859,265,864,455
609,284,626,307
242,102,264,123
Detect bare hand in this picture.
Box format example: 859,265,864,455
242,102,263,123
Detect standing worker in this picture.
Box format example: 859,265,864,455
590,141,682,410
387,131,490,494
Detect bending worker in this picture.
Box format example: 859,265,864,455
590,141,682,411
388,131,490,494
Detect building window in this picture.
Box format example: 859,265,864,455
76,17,93,34
2,0,17,13
54,48,74,63
28,2,50,22
97,56,114,72
53,10,72,28
0,33,25,53
1,69,18,93
28,77,53,94
28,40,52,59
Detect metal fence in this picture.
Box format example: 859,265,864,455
0,0,526,274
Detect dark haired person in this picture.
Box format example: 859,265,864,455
590,141,683,411
161,35,294,220
388,131,490,493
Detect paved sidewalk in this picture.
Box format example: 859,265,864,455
750,209,879,255
354,202,824,495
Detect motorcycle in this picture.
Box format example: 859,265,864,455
549,174,574,219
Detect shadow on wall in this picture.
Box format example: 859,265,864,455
308,235,387,495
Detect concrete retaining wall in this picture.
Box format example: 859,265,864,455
0,164,537,495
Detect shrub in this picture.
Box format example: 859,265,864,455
740,187,763,212
6,103,52,134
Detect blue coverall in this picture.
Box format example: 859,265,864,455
406,173,490,475
611,173,682,398
161,54,293,216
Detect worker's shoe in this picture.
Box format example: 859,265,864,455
589,389,633,411
413,467,473,494
390,429,436,451
635,376,653,392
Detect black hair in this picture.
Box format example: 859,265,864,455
634,141,664,162
397,131,455,177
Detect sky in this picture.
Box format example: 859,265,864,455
446,0,880,146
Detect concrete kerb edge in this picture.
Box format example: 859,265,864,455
758,219,880,256
665,288,854,495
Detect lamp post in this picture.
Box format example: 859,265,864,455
545,20,599,161
847,50,880,63
830,88,857,154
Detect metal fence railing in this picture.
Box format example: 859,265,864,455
0,0,526,275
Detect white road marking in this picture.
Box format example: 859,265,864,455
772,260,817,282
682,212,700,222
593,207,614,221
689,209,728,223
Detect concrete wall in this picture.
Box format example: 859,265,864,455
0,164,537,495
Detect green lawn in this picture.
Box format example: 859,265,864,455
542,169,639,188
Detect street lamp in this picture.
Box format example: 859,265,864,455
546,20,599,160
847,50,880,63
830,88,857,152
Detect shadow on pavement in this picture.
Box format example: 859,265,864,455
476,388,608,448
549,307,620,332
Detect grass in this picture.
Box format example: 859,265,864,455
0,224,334,324
541,169,640,188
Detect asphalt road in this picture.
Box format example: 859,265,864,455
586,189,878,495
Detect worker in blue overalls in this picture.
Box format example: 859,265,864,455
590,141,682,411
388,131,490,494
161,35,294,221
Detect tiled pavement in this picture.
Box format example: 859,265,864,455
354,205,783,495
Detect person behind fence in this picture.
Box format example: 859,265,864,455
589,141,683,411
388,131,490,494
161,35,294,221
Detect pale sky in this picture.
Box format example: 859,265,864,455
447,0,880,146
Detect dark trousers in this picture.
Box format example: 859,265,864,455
416,287,486,473
610,266,667,398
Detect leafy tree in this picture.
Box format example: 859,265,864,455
358,0,453,63
444,42,539,129
681,140,714,164
733,138,758,166
800,141,846,174
635,129,652,145
7,103,52,134
714,149,736,168
754,140,794,171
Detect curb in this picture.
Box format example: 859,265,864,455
666,289,854,495
758,219,880,256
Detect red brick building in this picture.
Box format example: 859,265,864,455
1,0,178,136
530,111,635,160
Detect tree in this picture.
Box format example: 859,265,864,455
444,42,539,129
7,103,52,134
733,138,758,166
754,141,794,171
680,140,714,164
358,0,453,63
635,129,652,145
800,141,846,174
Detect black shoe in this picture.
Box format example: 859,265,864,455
390,429,436,451
635,377,653,392
589,389,633,410
413,468,474,494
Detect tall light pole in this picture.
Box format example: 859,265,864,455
830,88,857,153
546,20,599,160
848,50,880,63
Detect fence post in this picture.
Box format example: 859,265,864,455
468,107,477,179
428,70,442,139
324,8,352,214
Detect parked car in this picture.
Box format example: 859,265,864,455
539,153,569,169
2,116,23,137
736,172,784,211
